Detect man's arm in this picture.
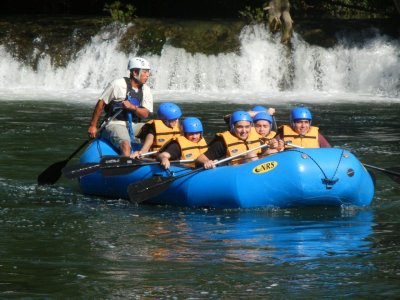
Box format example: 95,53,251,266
88,99,105,138
318,133,332,148
123,101,150,119
157,142,181,169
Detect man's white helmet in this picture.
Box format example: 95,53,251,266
127,57,151,70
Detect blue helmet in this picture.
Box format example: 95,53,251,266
253,112,273,124
290,107,312,126
251,105,267,112
157,102,182,120
230,110,252,128
182,117,203,135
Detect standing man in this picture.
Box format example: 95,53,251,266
196,111,261,169
88,57,153,156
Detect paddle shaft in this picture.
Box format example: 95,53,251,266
363,163,400,178
272,115,278,132
100,159,195,176
285,141,303,148
128,142,270,203
105,143,268,180
101,159,195,170
37,109,122,185
62,151,159,179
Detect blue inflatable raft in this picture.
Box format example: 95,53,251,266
78,139,374,208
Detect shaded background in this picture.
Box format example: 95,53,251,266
0,0,398,19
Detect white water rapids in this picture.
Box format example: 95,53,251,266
0,23,399,103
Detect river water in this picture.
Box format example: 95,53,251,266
1,99,399,298
1,19,400,298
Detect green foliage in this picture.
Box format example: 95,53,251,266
290,0,397,18
238,6,266,24
238,0,397,21
118,19,244,56
103,1,137,23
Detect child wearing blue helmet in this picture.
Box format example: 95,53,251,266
223,105,276,129
157,117,208,169
131,102,182,158
253,112,284,155
196,111,262,169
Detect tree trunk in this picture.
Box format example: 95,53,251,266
393,0,400,14
265,0,293,45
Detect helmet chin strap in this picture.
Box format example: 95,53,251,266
131,69,144,85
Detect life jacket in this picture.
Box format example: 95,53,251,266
281,125,320,148
104,77,143,123
257,130,277,144
175,135,208,160
217,128,261,165
150,119,181,151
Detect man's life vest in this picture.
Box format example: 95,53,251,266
175,135,208,160
217,128,261,165
150,119,181,151
104,77,143,123
281,125,320,148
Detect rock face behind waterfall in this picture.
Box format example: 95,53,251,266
0,16,398,70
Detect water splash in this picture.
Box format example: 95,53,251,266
0,24,399,102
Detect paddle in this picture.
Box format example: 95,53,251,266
362,164,400,184
127,142,270,204
272,115,278,132
285,141,400,184
100,157,195,176
37,109,122,185
61,151,157,179
62,162,102,179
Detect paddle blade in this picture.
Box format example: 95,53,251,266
127,176,173,204
37,159,68,185
127,168,203,204
62,163,100,179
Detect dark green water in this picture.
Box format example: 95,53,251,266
1,100,400,298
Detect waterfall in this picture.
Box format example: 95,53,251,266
0,23,399,102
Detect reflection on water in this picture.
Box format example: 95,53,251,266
72,206,383,298
1,186,400,298
89,207,373,264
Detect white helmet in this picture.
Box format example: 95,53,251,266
127,57,151,70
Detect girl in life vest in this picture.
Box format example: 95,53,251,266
131,102,182,159
253,112,284,156
157,117,208,169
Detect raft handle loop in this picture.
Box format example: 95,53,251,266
286,149,343,189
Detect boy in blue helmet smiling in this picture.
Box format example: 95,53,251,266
275,106,331,149
196,111,262,169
